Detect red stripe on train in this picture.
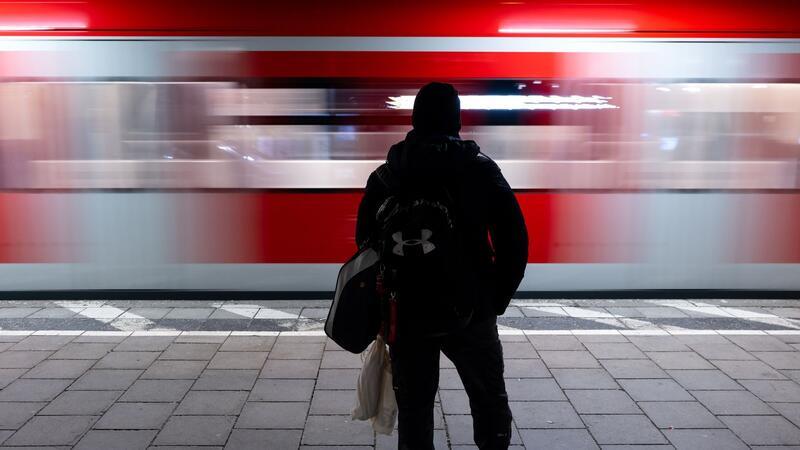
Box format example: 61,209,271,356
1,191,798,264
174,51,800,80
2,1,800,37
732,193,800,263
0,193,73,263
176,192,360,264
177,192,642,264
177,52,562,79
188,192,800,265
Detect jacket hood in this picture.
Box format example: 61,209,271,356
412,82,461,136
386,130,480,179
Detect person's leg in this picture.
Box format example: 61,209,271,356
390,337,441,450
442,316,512,450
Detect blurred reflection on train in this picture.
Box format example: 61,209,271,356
1,2,800,292
6,82,799,190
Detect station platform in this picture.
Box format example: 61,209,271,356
0,299,799,448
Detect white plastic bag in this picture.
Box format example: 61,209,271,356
370,347,397,435
351,335,387,420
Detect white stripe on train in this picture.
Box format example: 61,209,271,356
1,263,800,291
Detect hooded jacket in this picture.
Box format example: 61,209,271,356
355,130,528,318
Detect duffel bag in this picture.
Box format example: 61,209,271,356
324,245,382,353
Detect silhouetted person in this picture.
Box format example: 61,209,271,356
356,82,528,450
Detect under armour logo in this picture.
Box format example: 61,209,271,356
392,229,435,256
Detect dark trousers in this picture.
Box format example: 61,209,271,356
389,315,512,450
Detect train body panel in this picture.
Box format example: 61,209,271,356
0,2,799,292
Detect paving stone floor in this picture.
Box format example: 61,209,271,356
0,299,800,448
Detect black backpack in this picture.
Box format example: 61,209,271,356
374,164,476,339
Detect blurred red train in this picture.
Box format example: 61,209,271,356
0,0,799,293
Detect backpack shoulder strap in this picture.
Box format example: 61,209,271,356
375,164,397,192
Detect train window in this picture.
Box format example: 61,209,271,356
0,80,798,189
